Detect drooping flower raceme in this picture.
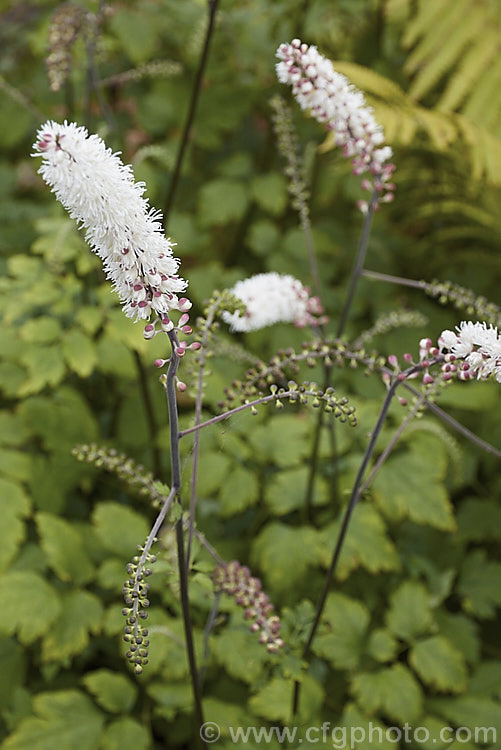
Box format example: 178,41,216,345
439,321,501,383
276,39,395,211
222,272,325,332
32,121,189,325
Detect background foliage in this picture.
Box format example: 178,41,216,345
1,0,501,748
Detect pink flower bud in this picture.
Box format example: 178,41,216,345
423,374,434,385
178,298,192,312
179,313,190,326
176,380,187,392
190,342,202,351
181,325,192,334
154,359,167,368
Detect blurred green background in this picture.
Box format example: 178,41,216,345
1,1,501,748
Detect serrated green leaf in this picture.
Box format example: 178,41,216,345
322,504,400,579
212,628,269,684
199,179,249,226
92,501,149,557
146,682,192,720
457,549,501,618
0,571,61,644
312,592,370,670
0,448,32,482
61,330,97,377
247,220,280,255
434,611,480,666
351,664,423,723
338,703,395,750
36,513,94,585
410,635,467,693
219,465,259,516
373,452,456,530
469,661,501,698
386,580,434,641
41,590,103,662
366,629,398,663
251,522,323,591
2,689,105,750
0,478,30,573
100,717,151,750
82,670,137,713
430,695,501,740
194,452,232,496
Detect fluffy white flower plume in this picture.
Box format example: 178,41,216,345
32,121,189,323
439,321,501,382
222,272,325,332
276,39,395,211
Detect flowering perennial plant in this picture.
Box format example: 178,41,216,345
276,39,395,210
222,272,325,332
439,321,501,382
213,561,284,653
32,121,188,324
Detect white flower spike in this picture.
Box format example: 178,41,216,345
439,321,501,383
276,39,395,209
33,121,188,323
222,272,325,332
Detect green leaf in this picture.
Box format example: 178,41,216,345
92,502,150,557
469,661,501,698
109,9,160,64
218,465,259,516
0,478,30,573
457,498,501,542
212,628,269,684
431,695,501,740
264,466,328,516
0,448,32,482
61,330,97,378
146,682,192,720
198,179,249,226
0,638,26,708
0,571,61,644
312,592,370,670
195,452,232,496
2,689,105,750
247,220,280,255
373,451,456,531
249,674,323,722
100,718,151,750
338,703,395,750
457,549,501,618
321,504,400,580
248,415,310,467
251,522,323,592
82,670,137,713
20,317,63,345
41,590,103,662
434,611,480,666
409,635,467,693
250,173,288,215
36,513,94,585
351,664,423,723
18,345,66,395
386,581,434,641
366,629,398,663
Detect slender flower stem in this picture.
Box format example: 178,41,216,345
292,361,433,717
163,0,219,223
133,351,162,478
358,392,427,496
199,592,221,690
362,268,425,290
336,190,378,338
178,387,342,439
186,304,217,573
165,331,206,745
303,366,331,522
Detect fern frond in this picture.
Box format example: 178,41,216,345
407,6,485,101
404,0,472,74
401,0,451,48
438,29,499,111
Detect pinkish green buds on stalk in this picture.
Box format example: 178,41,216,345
32,121,190,332
213,561,284,653
276,39,395,210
